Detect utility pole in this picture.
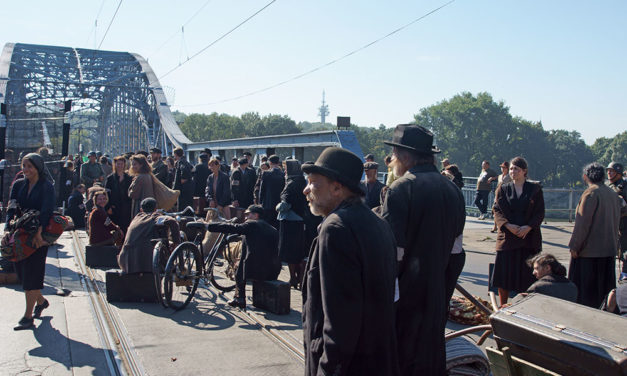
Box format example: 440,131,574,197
318,90,329,125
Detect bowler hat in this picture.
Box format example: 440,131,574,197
384,124,441,154
607,162,624,175
302,147,364,195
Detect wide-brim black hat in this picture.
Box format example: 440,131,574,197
384,124,441,154
302,147,364,195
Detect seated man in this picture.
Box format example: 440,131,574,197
118,198,181,274
526,253,578,302
67,184,86,229
207,204,281,308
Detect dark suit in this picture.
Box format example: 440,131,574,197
207,219,280,297
381,164,465,376
231,167,256,208
105,173,132,231
303,199,399,376
259,167,285,228
152,159,169,186
205,171,232,208
192,162,210,197
173,158,194,210
361,179,385,209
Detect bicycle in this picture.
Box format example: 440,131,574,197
151,206,197,307
163,209,242,310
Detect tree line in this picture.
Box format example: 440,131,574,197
174,91,626,187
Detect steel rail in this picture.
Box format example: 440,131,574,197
70,230,146,376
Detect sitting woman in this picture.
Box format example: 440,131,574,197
526,253,578,302
88,191,121,246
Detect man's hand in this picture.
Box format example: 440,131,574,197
33,228,49,249
570,249,578,259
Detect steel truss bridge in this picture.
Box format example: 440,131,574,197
0,42,190,158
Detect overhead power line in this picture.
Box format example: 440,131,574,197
85,0,107,47
159,0,278,80
147,0,214,60
98,0,124,50
177,0,456,107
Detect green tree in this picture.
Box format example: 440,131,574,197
591,131,627,167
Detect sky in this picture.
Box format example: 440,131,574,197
1,0,625,145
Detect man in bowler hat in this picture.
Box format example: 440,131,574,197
301,147,399,376
381,124,465,375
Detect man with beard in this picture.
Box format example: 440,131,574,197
381,125,465,376
301,147,399,376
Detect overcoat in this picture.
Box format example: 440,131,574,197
493,181,545,252
192,162,210,197
151,159,169,186
173,158,194,209
105,172,132,231
303,199,399,376
205,171,232,208
259,167,285,211
128,173,155,216
231,167,256,208
361,179,385,209
206,219,280,281
380,164,465,376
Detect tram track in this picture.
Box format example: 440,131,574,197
70,230,145,376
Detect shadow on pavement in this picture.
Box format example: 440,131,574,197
30,316,106,371
458,271,489,287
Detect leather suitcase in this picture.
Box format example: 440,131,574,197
490,293,627,375
193,196,206,216
105,271,158,303
252,280,290,315
85,245,120,268
0,271,19,285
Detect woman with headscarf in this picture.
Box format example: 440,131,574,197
105,156,133,232
276,160,308,289
6,153,55,330
491,156,545,307
128,154,155,217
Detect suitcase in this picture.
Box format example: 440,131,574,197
105,271,158,303
490,293,627,375
252,280,290,315
85,245,120,268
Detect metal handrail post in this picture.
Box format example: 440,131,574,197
568,189,574,222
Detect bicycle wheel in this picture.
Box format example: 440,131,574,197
164,242,201,310
152,241,169,308
210,238,239,292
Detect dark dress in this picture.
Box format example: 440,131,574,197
105,173,132,232
278,175,307,264
6,178,55,291
491,181,545,293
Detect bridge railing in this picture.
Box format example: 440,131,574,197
378,173,583,222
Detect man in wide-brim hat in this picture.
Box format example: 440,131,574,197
380,124,466,375
300,147,400,376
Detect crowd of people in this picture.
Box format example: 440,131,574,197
3,123,626,376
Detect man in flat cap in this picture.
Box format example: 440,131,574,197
381,124,465,375
150,148,168,186
80,151,104,188
606,162,627,280
206,204,280,308
301,147,399,376
361,161,385,209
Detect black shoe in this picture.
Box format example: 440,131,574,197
227,298,246,309
33,299,49,319
14,317,34,331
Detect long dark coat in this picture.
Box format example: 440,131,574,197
381,164,465,376
278,175,307,263
173,158,194,209
231,167,256,208
105,172,133,231
259,167,285,211
193,162,210,197
207,219,280,281
303,199,399,376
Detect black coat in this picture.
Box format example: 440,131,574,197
231,167,256,208
381,164,466,376
361,179,385,209
105,173,132,231
207,219,280,281
152,159,169,186
302,199,399,376
174,158,194,208
205,171,232,207
193,162,210,197
259,167,285,211
67,190,86,228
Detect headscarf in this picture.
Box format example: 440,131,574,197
23,153,55,184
